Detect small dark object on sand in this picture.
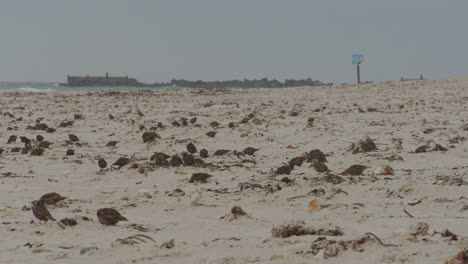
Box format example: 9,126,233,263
74,114,85,120
68,134,80,142
311,161,329,173
210,121,220,128
289,156,306,167
189,173,213,183
214,149,230,156
220,206,252,222
182,152,196,166
240,118,250,124
21,147,31,154
60,218,77,226
206,131,217,138
228,122,235,128
40,192,67,205
32,200,56,221
152,154,170,167
199,149,209,158
106,141,119,147
170,155,183,167
97,208,128,226
142,131,160,143
108,114,115,120
272,224,343,238
11,147,22,153
7,135,17,144
66,149,74,156
36,135,44,142
31,200,64,228
323,174,345,184
160,239,175,249
415,145,429,153
150,152,170,161
38,141,53,148
59,120,74,128
46,127,56,133
20,136,30,143
432,144,448,152
306,149,327,163
242,147,259,156
98,158,107,169
355,136,377,153
281,177,293,184
30,148,45,156
186,143,198,154
113,157,131,169
171,121,181,127
277,165,293,175
231,206,249,217
35,123,49,130
189,117,197,124
341,165,369,176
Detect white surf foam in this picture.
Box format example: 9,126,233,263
17,87,56,93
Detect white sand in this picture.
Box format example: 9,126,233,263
0,78,467,263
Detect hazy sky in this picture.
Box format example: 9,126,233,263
1,1,467,83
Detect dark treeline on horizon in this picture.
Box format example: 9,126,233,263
61,75,332,88
150,78,331,88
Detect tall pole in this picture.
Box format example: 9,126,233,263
357,64,361,84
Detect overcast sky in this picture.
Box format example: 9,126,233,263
0,1,467,83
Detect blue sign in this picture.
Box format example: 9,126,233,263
352,54,364,65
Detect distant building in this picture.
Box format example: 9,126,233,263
63,73,143,87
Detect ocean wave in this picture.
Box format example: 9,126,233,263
8,87,57,93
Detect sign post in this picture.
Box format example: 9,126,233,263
352,54,364,84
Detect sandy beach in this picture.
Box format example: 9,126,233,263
1,78,467,263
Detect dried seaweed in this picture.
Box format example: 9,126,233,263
272,224,343,238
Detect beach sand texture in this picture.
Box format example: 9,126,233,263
1,78,467,263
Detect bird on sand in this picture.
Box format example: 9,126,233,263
186,143,198,154
311,161,329,173
97,208,128,225
199,149,209,158
106,140,119,147
98,158,107,170
206,131,217,138
31,200,64,228
112,157,131,169
68,134,79,142
242,147,259,156
40,192,67,205
341,165,369,176
189,173,212,183
7,135,17,144
38,141,53,149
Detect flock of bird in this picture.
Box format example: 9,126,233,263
5,122,264,230
31,191,127,227
4,116,375,232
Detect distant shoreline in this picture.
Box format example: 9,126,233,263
60,75,332,88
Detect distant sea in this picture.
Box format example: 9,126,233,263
0,82,175,93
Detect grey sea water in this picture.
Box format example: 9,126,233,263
0,82,175,92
